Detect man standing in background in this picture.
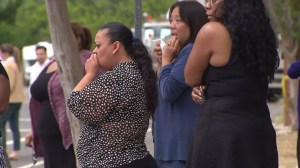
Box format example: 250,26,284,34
29,45,50,85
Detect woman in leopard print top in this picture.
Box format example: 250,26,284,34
68,22,158,168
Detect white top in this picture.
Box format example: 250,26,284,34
29,59,50,85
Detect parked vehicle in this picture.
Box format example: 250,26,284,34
142,22,170,68
267,51,284,102
142,21,170,49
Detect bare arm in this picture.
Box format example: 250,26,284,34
184,22,232,87
184,24,213,87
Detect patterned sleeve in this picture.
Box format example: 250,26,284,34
67,74,120,123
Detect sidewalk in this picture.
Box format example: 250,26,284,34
269,98,298,168
277,130,297,168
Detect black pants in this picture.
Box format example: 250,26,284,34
118,154,158,168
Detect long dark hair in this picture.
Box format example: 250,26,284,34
169,1,208,46
99,22,157,117
220,0,279,82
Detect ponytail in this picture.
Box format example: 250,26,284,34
82,26,92,50
13,46,23,73
132,38,157,117
70,22,92,51
99,22,158,117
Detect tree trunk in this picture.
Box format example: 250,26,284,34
264,0,299,129
44,0,83,166
281,39,299,130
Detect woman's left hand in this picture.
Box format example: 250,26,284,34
162,36,180,65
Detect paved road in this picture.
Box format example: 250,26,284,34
6,88,282,168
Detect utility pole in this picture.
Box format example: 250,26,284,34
45,0,83,166
134,0,142,40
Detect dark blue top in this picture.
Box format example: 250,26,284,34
153,43,200,161
287,59,300,128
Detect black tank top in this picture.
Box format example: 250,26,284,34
203,52,268,101
30,67,61,137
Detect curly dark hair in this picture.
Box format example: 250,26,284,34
218,0,279,82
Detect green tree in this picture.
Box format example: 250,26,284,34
14,0,50,47
0,0,24,46
265,0,300,129
0,0,175,49
0,0,23,24
67,0,174,36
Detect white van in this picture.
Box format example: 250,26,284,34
22,41,53,85
142,22,171,49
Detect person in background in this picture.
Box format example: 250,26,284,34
68,22,158,168
152,1,208,168
287,59,300,168
0,44,25,160
24,23,95,164
71,21,105,75
29,45,50,85
25,58,77,168
0,61,10,114
184,0,279,167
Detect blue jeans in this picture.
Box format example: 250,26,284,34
0,103,21,150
